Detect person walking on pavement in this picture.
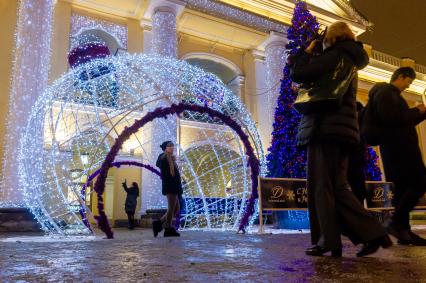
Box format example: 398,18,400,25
290,21,392,257
362,66,426,246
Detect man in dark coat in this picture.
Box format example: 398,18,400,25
365,67,426,245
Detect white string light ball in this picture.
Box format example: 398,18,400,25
18,53,265,235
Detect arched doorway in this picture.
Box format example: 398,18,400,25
182,53,244,99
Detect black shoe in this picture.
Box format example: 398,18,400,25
397,239,412,245
404,231,426,246
152,220,163,238
305,246,342,257
164,227,180,237
386,223,411,242
128,226,135,230
356,235,393,257
380,234,393,248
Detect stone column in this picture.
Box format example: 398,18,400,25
249,51,268,153
140,0,184,214
127,19,144,54
0,0,18,193
151,6,178,57
141,19,153,54
265,32,287,144
0,0,55,206
255,32,287,150
49,0,71,83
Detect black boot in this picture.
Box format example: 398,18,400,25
400,231,426,246
305,246,342,257
356,235,393,257
152,220,163,238
164,227,180,237
386,222,411,243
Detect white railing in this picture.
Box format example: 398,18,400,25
371,50,401,67
415,64,426,75
371,50,426,75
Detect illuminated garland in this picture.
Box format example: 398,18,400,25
92,103,260,238
68,42,110,68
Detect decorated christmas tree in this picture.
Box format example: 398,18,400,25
266,0,319,179
265,1,319,229
365,147,382,181
267,0,382,182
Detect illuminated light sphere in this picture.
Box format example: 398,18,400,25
18,53,265,235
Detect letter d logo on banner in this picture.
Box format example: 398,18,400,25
271,186,284,199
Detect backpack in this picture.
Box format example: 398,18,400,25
360,94,383,146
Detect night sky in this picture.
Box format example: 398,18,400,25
350,0,426,66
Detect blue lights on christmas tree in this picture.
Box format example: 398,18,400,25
364,147,382,181
266,0,319,229
266,1,319,179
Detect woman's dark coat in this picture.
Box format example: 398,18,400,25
290,40,369,146
156,153,183,196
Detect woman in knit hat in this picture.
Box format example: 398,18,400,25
152,141,183,237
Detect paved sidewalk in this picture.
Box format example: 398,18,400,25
1,229,426,282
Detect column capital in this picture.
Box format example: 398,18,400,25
227,75,245,86
144,0,186,20
401,57,416,68
363,43,372,58
257,31,287,51
252,50,265,62
140,18,152,31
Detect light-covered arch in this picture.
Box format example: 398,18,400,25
19,54,265,236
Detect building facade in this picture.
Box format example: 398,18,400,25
1,0,426,227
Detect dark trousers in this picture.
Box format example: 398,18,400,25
347,145,367,204
381,144,426,229
126,211,135,228
307,141,386,249
391,178,426,229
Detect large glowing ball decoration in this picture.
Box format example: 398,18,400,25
18,54,265,236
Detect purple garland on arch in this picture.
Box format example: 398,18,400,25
93,103,260,238
78,161,161,231
68,42,110,68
